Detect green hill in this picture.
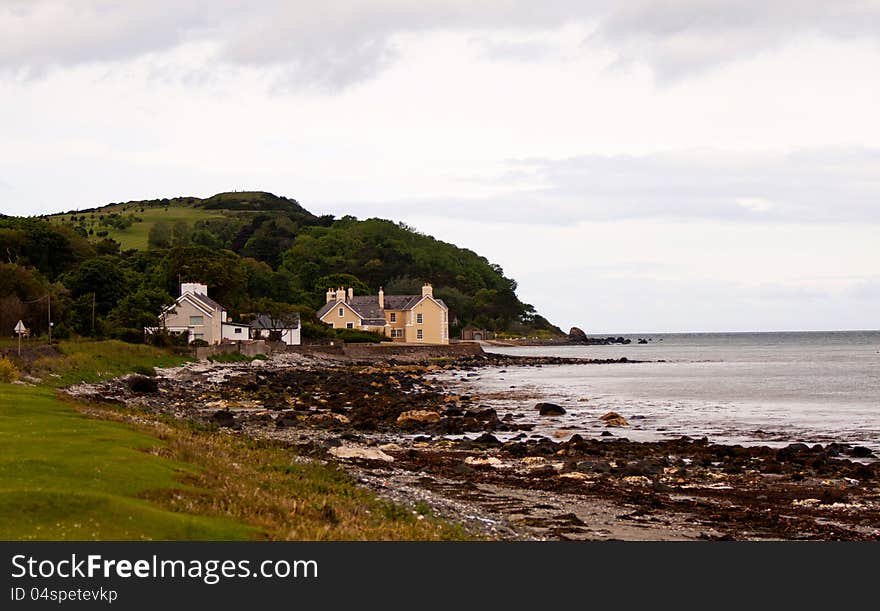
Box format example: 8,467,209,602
2,191,561,339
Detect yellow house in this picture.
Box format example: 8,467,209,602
316,283,449,344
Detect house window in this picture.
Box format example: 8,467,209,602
193,333,204,340
234,328,242,334
338,308,344,317
417,313,423,324
189,315,204,325
390,313,396,322
391,329,403,338
346,322,354,329
417,329,423,340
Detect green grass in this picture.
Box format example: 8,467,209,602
25,340,191,387
1,339,471,540
207,353,254,364
46,205,225,250
0,384,254,540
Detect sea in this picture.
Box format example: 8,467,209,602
444,331,880,453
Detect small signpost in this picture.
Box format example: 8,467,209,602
14,320,28,356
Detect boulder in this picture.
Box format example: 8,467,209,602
473,433,502,446
535,402,566,416
211,410,235,428
600,411,628,427
329,446,394,462
568,327,588,342
309,413,350,425
127,375,158,394
396,410,442,425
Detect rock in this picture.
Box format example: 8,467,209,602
211,410,235,428
309,413,351,425
528,465,557,477
622,475,652,487
473,433,502,446
453,462,475,476
464,456,505,468
274,416,298,428
329,446,394,462
568,327,588,342
127,375,158,394
620,460,662,477
396,410,442,425
849,446,875,458
600,431,613,437
535,402,566,416
559,471,592,481
786,443,810,452
600,411,628,427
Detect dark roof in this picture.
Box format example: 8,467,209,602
347,296,386,320
249,313,300,329
315,301,338,319
316,293,447,321
383,295,420,310
187,292,224,311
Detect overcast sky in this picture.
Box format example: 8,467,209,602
2,1,879,332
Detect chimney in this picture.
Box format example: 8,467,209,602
335,288,346,302
422,283,433,298
347,287,353,302
180,282,209,297
378,287,384,309
326,288,335,303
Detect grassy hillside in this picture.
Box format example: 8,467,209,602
7,190,561,337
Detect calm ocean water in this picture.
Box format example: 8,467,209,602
449,331,880,451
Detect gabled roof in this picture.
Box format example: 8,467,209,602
316,300,357,320
249,313,301,330
188,292,223,312
317,293,447,321
163,293,213,316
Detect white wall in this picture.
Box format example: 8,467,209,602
221,324,249,342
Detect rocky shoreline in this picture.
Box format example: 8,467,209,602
67,351,880,541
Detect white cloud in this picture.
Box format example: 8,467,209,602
3,1,880,88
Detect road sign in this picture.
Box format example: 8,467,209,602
14,320,27,356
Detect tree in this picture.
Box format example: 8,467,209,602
247,298,301,342
314,273,368,295
171,220,190,246
147,221,171,249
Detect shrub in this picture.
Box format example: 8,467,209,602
333,329,388,343
131,364,157,377
0,357,20,383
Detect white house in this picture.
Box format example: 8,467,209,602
151,283,248,345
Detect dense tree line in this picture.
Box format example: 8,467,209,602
0,193,558,342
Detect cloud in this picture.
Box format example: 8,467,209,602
2,1,879,89
349,148,880,225
592,1,880,83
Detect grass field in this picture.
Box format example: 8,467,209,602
46,205,225,250
0,384,254,540
26,339,190,387
0,340,467,540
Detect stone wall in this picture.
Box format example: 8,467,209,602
193,340,483,361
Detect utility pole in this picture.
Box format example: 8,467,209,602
91,292,96,334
